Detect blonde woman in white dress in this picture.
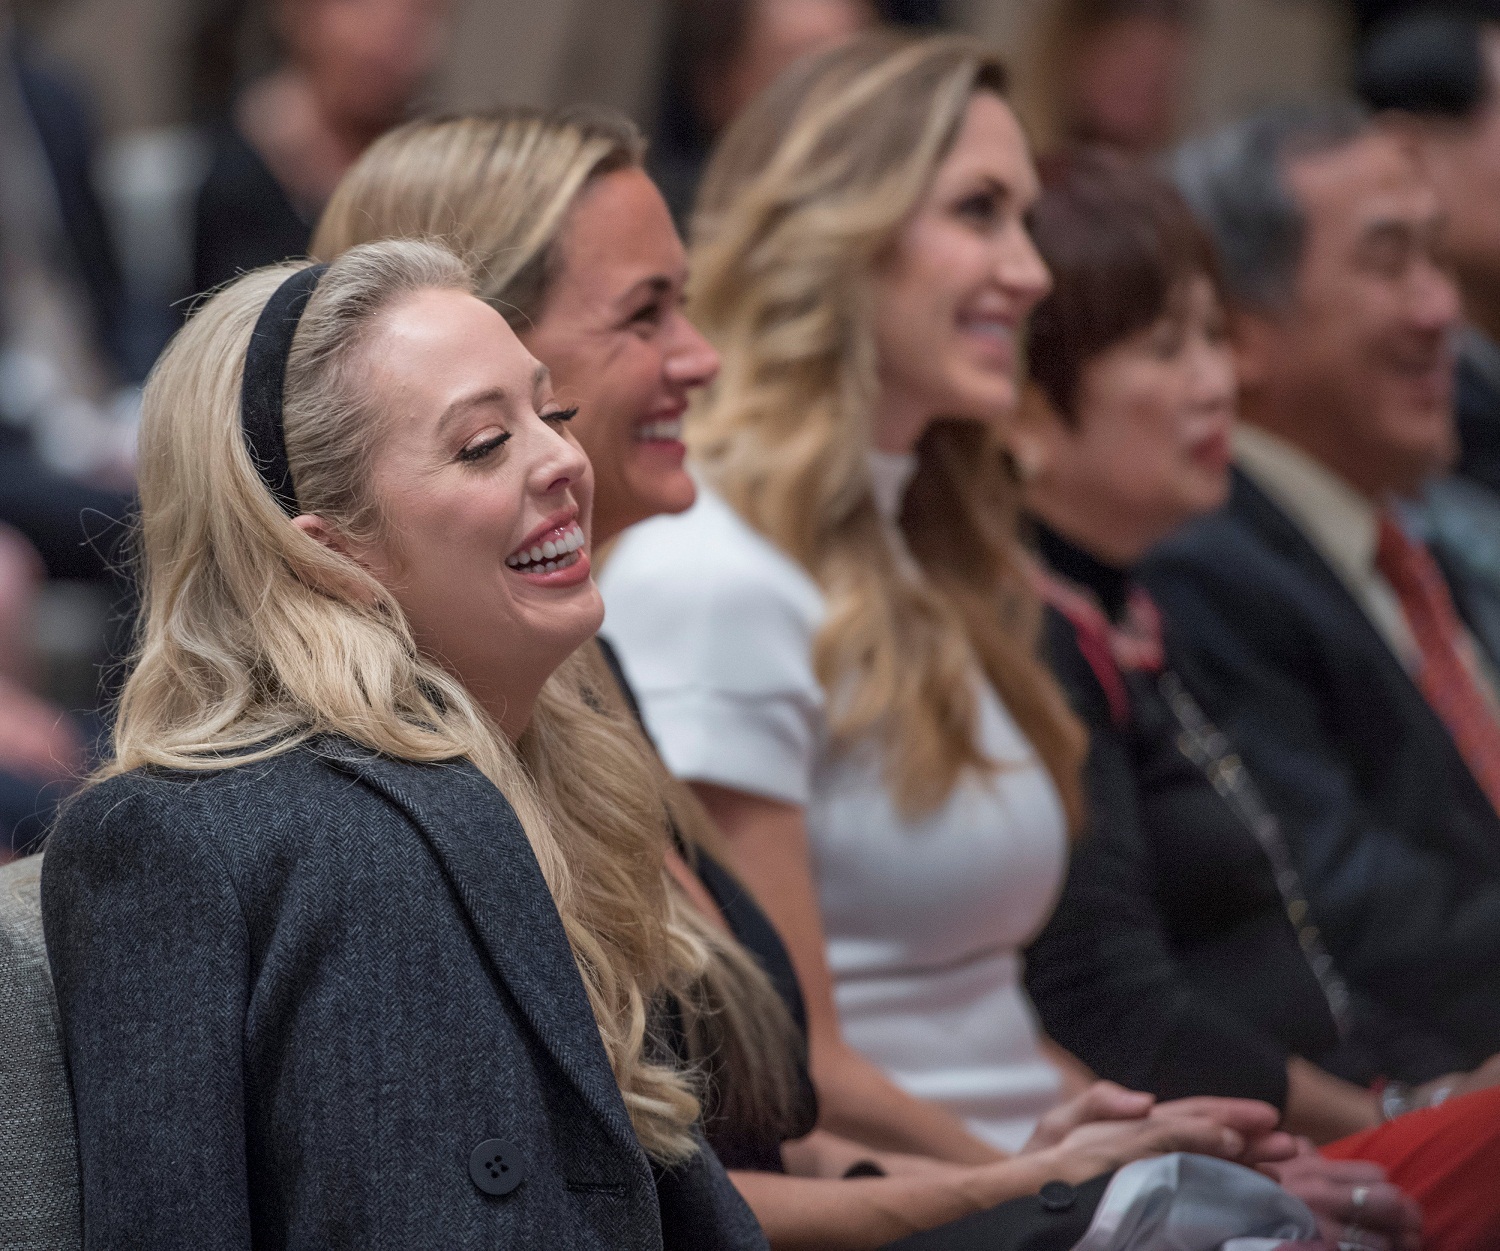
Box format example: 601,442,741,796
601,32,1275,1165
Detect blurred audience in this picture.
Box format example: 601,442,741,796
1357,9,1500,665
649,0,877,225
1143,104,1500,1089
1360,9,1500,496
192,0,450,297
0,10,135,512
1016,0,1197,157
0,7,129,850
1015,148,1500,1251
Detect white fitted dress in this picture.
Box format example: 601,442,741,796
599,477,1066,1150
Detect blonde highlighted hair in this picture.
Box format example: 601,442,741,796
689,31,1086,827
313,115,807,1147
312,108,642,328
107,240,710,1161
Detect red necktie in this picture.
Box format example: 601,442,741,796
1375,512,1500,815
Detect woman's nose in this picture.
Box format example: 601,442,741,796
664,312,721,389
532,422,591,496
1192,341,1239,409
999,229,1053,312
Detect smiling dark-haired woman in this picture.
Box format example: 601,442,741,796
1016,146,1500,1251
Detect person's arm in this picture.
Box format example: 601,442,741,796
731,1110,1254,1251
41,780,253,1249
1284,1057,1378,1142
692,781,1008,1164
1024,669,1299,1112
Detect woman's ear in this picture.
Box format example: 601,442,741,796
291,514,383,604
292,514,353,558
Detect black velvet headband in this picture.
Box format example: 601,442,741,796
240,263,328,517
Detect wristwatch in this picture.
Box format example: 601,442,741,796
1378,1079,1456,1121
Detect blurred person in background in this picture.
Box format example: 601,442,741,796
649,0,878,225
0,3,132,849
0,2,136,523
192,0,451,297
1142,103,1500,1098
1014,148,1500,1251
1357,8,1500,664
1359,8,1500,496
1015,0,1197,158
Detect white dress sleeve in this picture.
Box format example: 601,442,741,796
598,493,826,807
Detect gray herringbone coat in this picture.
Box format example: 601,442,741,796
0,854,81,1249
42,739,766,1250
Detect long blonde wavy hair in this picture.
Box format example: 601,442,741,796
689,31,1086,828
309,115,806,1147
106,239,710,1161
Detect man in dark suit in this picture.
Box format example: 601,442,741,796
1145,104,1500,1099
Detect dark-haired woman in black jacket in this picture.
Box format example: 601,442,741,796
1012,147,1500,1251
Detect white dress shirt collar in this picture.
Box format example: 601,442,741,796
1233,424,1382,597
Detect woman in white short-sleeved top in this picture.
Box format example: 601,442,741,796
601,32,1094,1158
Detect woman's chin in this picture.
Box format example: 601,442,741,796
627,467,698,521
932,374,1019,430
538,588,607,660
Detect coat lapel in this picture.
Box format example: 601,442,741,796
1230,471,1500,849
320,743,648,1169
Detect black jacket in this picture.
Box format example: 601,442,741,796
192,123,311,299
42,738,766,1250
1140,471,1500,1084
1027,529,1340,1108
11,40,127,377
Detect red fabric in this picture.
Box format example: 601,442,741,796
1375,512,1500,816
1032,563,1165,727
1321,1084,1500,1251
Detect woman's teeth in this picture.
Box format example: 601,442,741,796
962,317,1012,342
506,522,586,573
637,418,683,442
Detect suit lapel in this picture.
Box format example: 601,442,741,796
1229,470,1394,650
321,744,648,1168
1230,471,1500,840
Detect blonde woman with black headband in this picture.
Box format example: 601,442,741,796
40,240,766,1248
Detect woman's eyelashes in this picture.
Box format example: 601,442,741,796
626,299,667,335
455,408,578,464
458,430,511,463
956,185,1007,232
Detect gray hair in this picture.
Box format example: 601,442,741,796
1169,102,1369,310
